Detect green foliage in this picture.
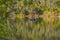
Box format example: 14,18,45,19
23,0,28,7
54,21,60,28
55,1,60,7
0,0,13,5
33,8,44,15
0,0,7,4
28,0,33,5
0,5,6,16
0,0,60,40
0,23,12,40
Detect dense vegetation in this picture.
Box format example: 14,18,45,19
0,0,60,40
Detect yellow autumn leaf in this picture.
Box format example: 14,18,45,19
17,14,24,19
